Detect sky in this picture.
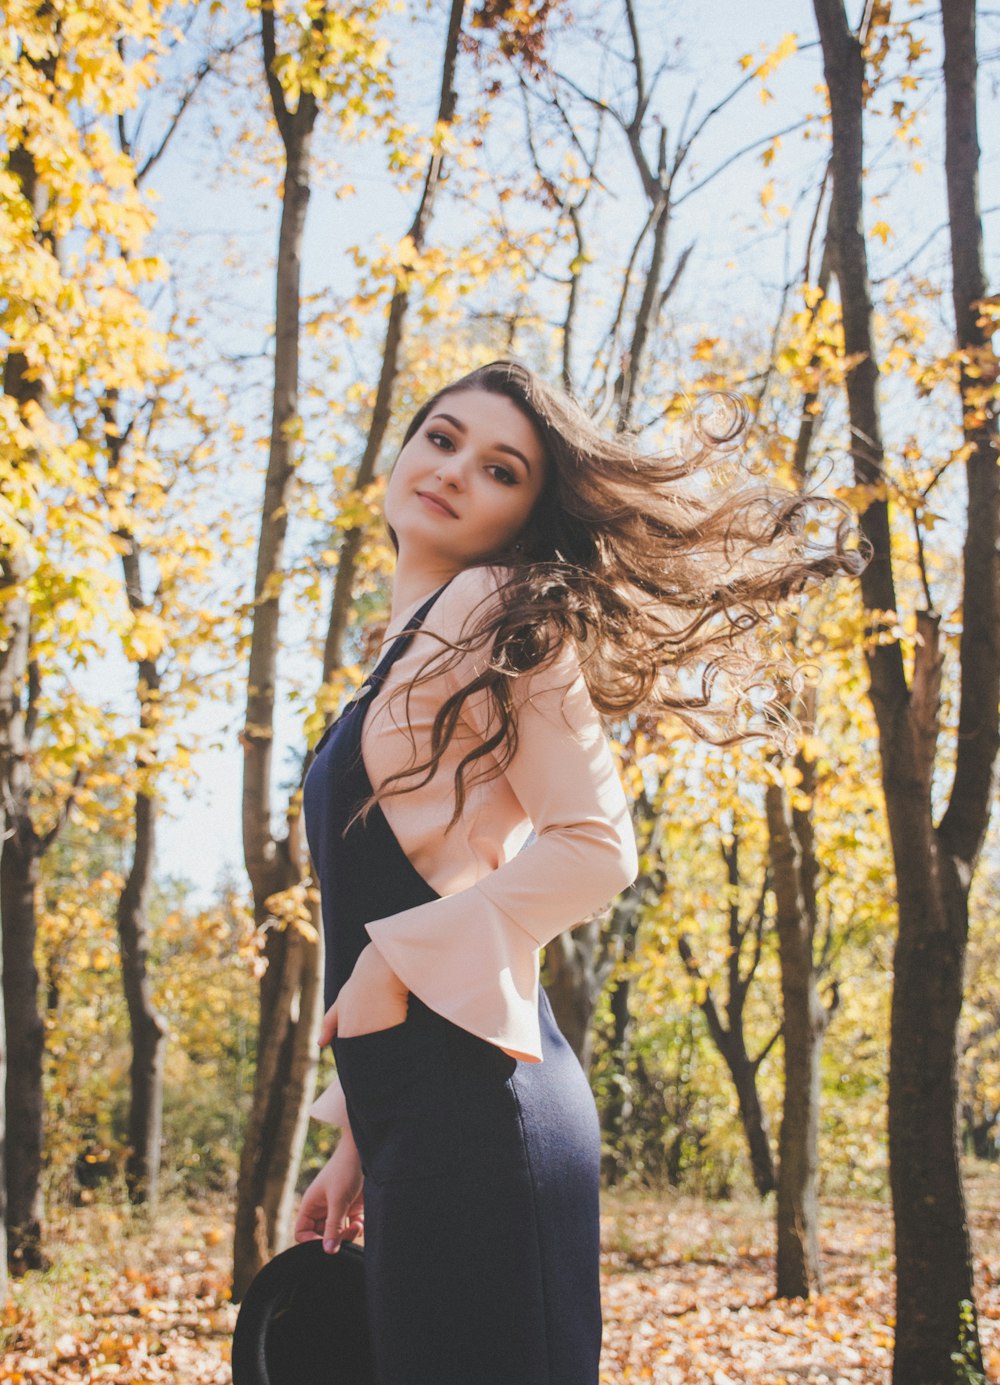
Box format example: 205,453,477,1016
128,0,1000,905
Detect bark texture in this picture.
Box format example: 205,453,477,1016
0,827,45,1272
608,0,680,430
0,553,31,1293
0,920,5,1301
0,542,27,1290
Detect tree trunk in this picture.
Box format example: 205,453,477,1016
677,831,778,1200
734,1056,776,1200
234,25,321,1294
766,743,829,1297
113,525,170,1209
0,822,45,1272
939,4,1000,861
118,785,167,1207
615,190,669,431
235,2,469,1301
0,905,6,1303
543,920,607,1072
318,0,466,684
0,561,29,1297
233,920,320,1297
813,0,998,1374
764,226,837,1294
2,99,54,1277
600,963,634,1184
599,888,644,1184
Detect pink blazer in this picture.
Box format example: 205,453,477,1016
309,564,638,1124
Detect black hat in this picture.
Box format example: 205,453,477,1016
232,1239,375,1385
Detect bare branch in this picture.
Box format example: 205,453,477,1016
673,118,811,208
752,1024,783,1071
657,240,692,314
135,30,255,184
587,197,660,414
39,768,83,853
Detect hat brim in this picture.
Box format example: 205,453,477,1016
232,1238,374,1385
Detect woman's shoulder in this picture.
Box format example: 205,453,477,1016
428,563,584,705
431,563,513,639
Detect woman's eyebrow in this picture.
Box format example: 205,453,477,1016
429,412,533,475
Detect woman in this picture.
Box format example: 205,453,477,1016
293,360,864,1385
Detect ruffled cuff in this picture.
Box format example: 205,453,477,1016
364,883,544,1063
309,1073,348,1125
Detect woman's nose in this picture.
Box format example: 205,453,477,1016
434,453,466,488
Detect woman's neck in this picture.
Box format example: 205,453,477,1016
387,552,464,632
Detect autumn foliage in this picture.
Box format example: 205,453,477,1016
2,0,999,1380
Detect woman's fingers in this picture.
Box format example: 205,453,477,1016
293,1185,326,1242
323,1202,353,1253
341,1188,365,1244
295,1183,352,1253
294,1144,364,1255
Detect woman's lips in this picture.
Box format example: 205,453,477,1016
417,491,458,518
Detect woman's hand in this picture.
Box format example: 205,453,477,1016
294,1130,364,1254
319,942,409,1044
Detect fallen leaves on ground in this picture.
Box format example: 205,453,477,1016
0,1202,235,1385
1,1167,998,1383
599,1164,1000,1383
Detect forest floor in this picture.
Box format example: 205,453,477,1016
1,1164,998,1384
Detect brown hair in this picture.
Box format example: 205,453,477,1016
358,359,868,830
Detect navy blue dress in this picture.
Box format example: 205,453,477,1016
303,581,603,1385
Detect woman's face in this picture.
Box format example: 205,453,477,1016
384,388,547,568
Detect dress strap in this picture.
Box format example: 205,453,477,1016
310,577,458,757
365,576,456,694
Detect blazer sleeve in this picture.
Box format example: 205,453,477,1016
309,1071,348,1126
363,566,639,1063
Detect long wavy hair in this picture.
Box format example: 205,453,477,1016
356,359,868,830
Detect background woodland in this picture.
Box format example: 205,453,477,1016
2,1,999,1381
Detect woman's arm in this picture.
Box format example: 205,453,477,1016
293,1122,364,1253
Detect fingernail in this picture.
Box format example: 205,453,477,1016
323,1239,339,1253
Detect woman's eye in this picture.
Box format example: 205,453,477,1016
486,463,517,486
427,430,453,450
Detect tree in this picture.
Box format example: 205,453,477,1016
1,0,179,1265
235,0,400,1296
766,689,838,1295
1,16,59,1276
813,0,998,1375
678,830,780,1199
316,0,465,685
500,0,810,1110
756,209,845,1297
